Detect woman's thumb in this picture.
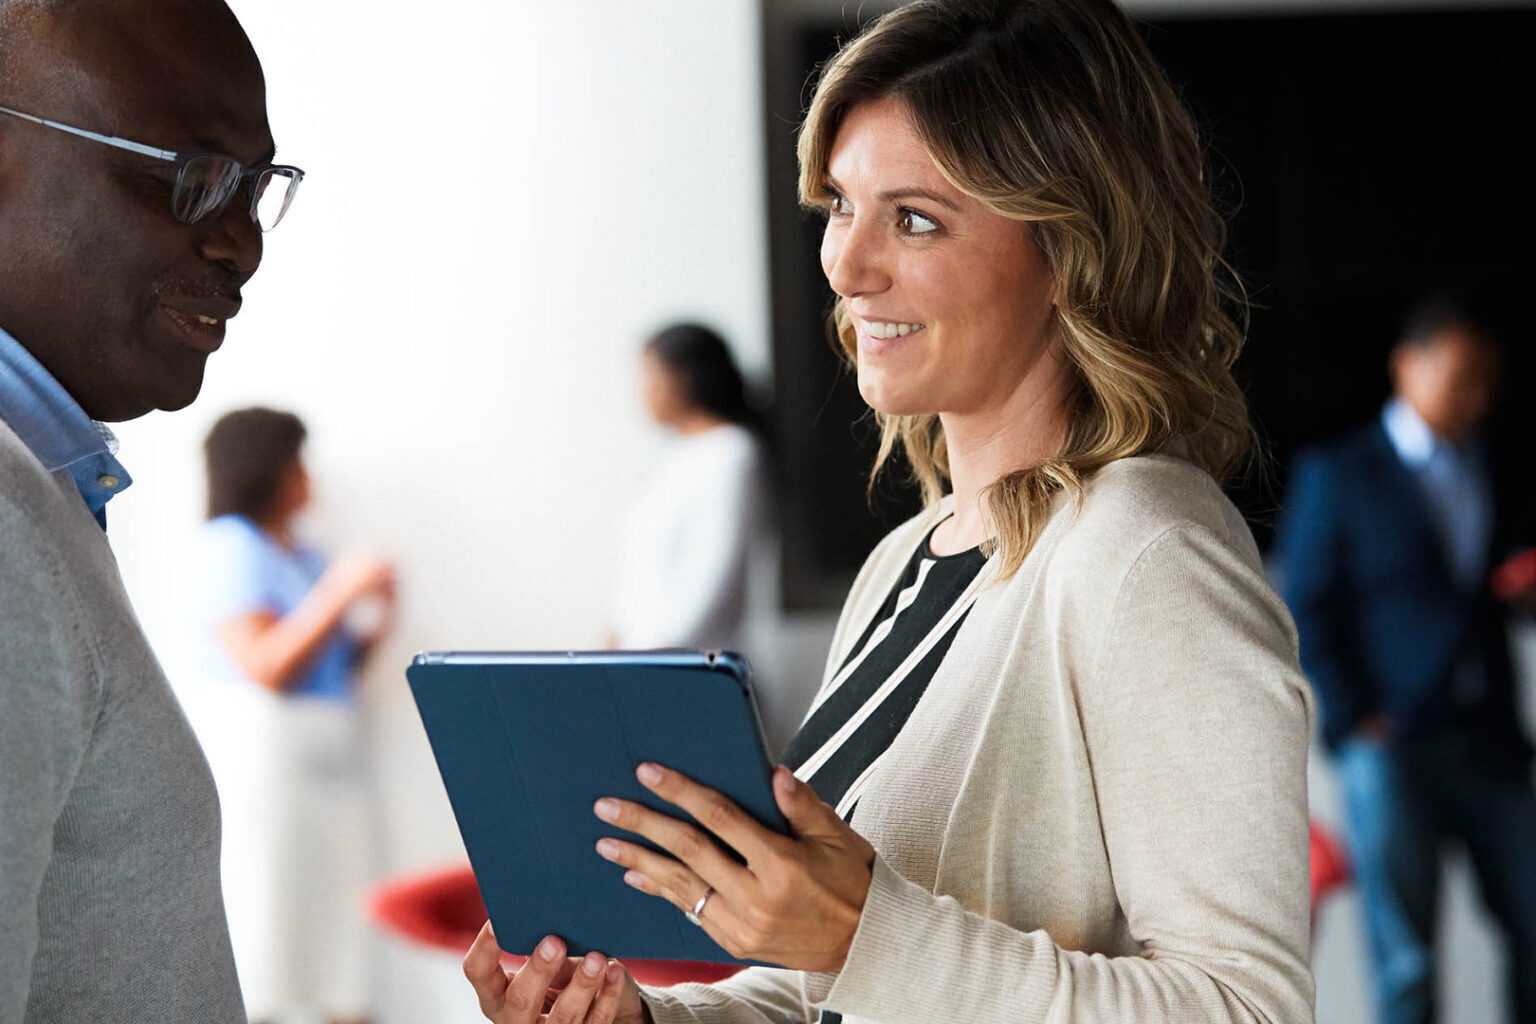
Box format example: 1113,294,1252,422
773,765,837,836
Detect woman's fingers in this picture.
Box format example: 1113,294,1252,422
596,837,728,915
496,935,577,1021
544,952,611,1024
633,762,781,864
463,921,512,1018
619,869,749,962
594,794,753,893
580,961,630,1024
462,921,642,1024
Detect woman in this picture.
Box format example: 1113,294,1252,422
465,1,1315,1022
189,407,395,1024
608,323,770,655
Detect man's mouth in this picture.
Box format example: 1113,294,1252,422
160,308,234,352
158,295,241,354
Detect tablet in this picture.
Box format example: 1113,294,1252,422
406,649,787,964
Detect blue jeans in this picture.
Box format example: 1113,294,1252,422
1338,725,1536,1024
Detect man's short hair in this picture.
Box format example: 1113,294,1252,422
1399,293,1492,349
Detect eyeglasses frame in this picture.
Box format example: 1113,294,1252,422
0,103,304,231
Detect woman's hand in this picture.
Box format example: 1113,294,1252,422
594,764,875,972
322,551,396,606
463,924,650,1024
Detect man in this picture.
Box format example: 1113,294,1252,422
1275,298,1536,1024
0,0,300,1019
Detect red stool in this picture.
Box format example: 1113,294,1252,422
366,864,744,987
1308,819,1351,949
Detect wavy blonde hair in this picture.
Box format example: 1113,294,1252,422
798,0,1251,578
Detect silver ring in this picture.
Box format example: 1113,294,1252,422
685,887,714,927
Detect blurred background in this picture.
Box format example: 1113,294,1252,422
105,0,1534,1021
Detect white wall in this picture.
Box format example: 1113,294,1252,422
107,2,833,1020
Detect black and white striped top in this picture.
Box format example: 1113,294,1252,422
783,523,990,822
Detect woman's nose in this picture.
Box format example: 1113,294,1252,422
821,215,888,300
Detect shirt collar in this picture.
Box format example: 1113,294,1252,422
1382,397,1443,469
0,324,132,520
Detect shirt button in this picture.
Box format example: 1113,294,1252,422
98,475,120,490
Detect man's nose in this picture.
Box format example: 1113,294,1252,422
195,196,263,277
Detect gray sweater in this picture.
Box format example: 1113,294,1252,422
0,419,244,1023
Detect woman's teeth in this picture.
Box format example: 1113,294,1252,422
865,320,924,340
196,315,220,326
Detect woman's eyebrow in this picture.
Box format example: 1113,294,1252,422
824,175,959,211
878,186,958,210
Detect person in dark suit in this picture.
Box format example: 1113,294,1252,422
1276,297,1536,1024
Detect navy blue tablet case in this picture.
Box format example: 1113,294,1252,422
406,650,787,964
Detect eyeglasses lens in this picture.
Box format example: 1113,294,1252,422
173,155,242,224
252,167,301,232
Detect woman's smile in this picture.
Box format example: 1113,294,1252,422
856,316,927,356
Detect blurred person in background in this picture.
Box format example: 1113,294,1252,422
465,2,1315,1022
1276,297,1536,1024
607,323,771,654
188,406,394,1024
0,0,298,1018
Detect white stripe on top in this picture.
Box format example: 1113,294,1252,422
794,563,989,784
805,557,937,719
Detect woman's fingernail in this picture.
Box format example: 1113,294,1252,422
636,763,663,785
596,838,621,860
539,936,561,961
582,953,604,976
777,767,798,793
594,798,620,822
624,870,647,889
606,962,624,984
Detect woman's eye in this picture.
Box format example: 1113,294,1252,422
828,192,850,217
898,208,939,235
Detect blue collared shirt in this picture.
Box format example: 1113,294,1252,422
1381,398,1492,592
0,325,132,528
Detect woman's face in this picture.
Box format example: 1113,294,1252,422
640,348,689,427
272,457,311,523
819,97,1059,420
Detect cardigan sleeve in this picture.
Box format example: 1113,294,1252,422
804,524,1316,1024
640,967,814,1024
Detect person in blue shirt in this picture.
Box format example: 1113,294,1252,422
188,406,394,1024
198,407,394,700
1275,297,1536,1024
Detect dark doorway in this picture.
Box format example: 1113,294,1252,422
769,5,1536,607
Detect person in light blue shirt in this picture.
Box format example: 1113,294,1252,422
199,511,360,697
184,406,393,1024
1275,297,1536,1024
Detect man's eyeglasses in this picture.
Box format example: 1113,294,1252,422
0,104,303,232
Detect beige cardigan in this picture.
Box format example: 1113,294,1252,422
643,454,1315,1024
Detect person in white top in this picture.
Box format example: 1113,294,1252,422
608,323,770,654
